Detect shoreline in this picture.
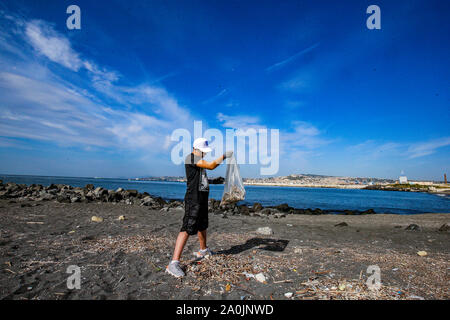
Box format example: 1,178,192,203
0,180,449,216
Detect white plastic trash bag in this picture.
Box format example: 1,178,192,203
220,155,245,206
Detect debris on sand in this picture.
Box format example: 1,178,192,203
417,251,427,257
91,216,103,222
187,254,256,285
256,227,273,235
405,224,421,231
255,273,267,283
85,235,169,254
335,222,348,227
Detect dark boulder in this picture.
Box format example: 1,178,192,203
57,195,71,203
275,203,293,213
438,223,450,232
238,205,250,215
125,189,138,198
405,224,421,231
252,203,263,212
312,208,323,215
208,177,225,184
335,222,348,227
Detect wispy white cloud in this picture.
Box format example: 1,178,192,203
266,42,320,72
202,88,227,105
282,121,332,149
25,20,83,71
407,137,450,158
216,112,261,129
347,137,450,161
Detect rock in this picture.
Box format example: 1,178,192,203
168,200,183,208
312,208,323,215
238,205,250,215
405,224,421,231
284,292,293,298
417,251,427,257
438,223,450,232
260,208,273,216
47,183,59,190
275,203,293,213
362,209,376,215
70,196,81,203
56,195,71,203
141,196,164,209
125,189,138,197
255,273,266,283
273,212,286,219
334,222,348,227
294,248,303,254
94,187,108,199
208,177,225,184
252,203,263,212
85,184,94,190
117,215,126,221
256,227,273,235
116,187,124,193
91,216,103,222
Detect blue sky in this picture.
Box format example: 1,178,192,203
0,0,448,180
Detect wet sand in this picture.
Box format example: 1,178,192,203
0,199,448,300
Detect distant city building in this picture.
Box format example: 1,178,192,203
399,176,408,184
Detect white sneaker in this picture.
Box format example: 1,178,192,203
165,261,185,278
193,248,215,258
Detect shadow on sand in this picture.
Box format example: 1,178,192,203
216,238,289,255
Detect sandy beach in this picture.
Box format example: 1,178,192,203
0,199,448,300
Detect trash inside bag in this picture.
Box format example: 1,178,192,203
220,155,245,206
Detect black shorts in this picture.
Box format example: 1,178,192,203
180,196,209,235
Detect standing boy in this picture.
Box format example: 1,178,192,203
166,137,233,278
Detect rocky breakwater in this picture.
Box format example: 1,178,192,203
0,180,379,217
0,180,177,210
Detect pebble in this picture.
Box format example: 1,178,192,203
91,216,103,222
284,292,293,298
256,227,273,235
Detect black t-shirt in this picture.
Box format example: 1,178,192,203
185,153,209,202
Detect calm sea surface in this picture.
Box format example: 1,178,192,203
1,174,449,214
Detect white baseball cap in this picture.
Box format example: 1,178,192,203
193,137,212,153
